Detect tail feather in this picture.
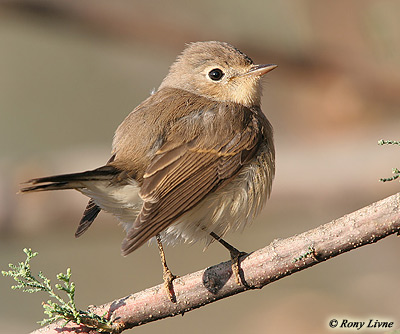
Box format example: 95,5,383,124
75,199,101,237
20,165,120,193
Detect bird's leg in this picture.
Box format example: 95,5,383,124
156,234,177,302
209,232,247,285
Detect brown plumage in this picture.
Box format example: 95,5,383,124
21,41,277,296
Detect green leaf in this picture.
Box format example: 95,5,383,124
2,249,113,332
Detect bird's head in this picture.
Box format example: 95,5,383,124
159,41,277,108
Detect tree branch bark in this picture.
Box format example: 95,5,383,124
31,193,400,334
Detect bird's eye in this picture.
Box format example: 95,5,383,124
208,68,224,81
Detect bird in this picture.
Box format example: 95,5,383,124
21,41,276,301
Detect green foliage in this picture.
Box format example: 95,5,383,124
378,139,400,182
2,248,113,332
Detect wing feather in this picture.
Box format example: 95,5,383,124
122,159,218,254
121,105,264,255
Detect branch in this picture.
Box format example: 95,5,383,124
31,193,400,334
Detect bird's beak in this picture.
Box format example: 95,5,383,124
245,64,278,77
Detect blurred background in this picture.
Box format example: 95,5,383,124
1,0,400,333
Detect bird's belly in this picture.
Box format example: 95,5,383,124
160,144,274,246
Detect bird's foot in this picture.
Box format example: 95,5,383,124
162,267,177,303
229,248,247,285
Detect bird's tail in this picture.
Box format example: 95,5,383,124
20,166,120,193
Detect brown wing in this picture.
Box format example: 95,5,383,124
121,115,263,255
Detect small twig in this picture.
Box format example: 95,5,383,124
378,139,400,182
378,139,400,146
29,193,400,334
